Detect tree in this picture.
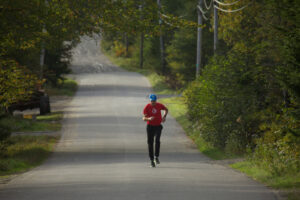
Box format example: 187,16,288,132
184,0,300,162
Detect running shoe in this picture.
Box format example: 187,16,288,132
154,157,160,165
150,160,156,168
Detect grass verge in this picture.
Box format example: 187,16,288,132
0,112,63,133
160,97,237,160
231,161,300,200
0,76,77,179
46,77,78,97
0,135,59,177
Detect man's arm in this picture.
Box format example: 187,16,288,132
162,108,168,122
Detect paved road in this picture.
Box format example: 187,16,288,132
0,36,278,200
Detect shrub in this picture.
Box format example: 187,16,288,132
225,130,248,155
0,124,11,142
0,123,11,158
252,112,300,175
184,52,260,151
113,41,127,57
253,135,300,175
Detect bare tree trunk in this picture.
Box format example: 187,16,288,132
196,0,203,77
214,3,218,53
157,0,166,74
140,33,144,68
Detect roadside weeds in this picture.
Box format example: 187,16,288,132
0,77,77,181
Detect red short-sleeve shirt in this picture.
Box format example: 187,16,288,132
143,102,167,126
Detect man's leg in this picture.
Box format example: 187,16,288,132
147,125,155,161
154,125,162,159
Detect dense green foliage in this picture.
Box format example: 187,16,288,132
102,0,300,176
184,0,300,174
0,0,167,141
184,52,261,152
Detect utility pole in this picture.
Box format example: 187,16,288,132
123,0,129,57
139,2,144,69
40,0,48,80
196,0,203,77
200,0,248,55
40,28,46,80
157,0,166,74
140,34,144,68
125,33,129,56
213,1,218,53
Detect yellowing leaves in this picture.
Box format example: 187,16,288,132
0,60,39,108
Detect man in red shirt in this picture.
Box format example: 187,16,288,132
143,94,168,167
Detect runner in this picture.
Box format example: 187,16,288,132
143,94,168,167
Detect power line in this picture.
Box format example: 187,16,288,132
196,0,251,69
197,5,209,20
198,0,251,17
201,0,250,13
214,0,241,6
203,0,213,10
214,2,250,13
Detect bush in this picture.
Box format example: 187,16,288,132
253,135,300,175
225,130,248,155
252,112,300,175
0,123,11,158
0,124,11,142
113,41,127,57
184,52,260,151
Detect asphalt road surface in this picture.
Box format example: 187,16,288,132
0,36,278,200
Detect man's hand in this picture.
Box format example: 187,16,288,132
162,116,166,123
143,116,154,121
148,116,154,121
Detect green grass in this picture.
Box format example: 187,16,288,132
0,135,59,176
231,161,300,200
36,112,63,121
46,77,78,96
0,112,63,133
